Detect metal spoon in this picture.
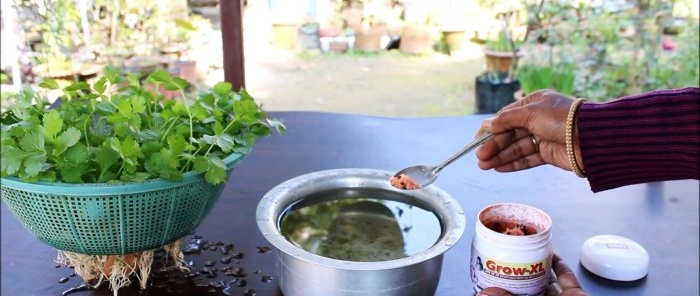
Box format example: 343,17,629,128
393,132,494,189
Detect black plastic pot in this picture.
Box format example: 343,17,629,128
475,73,520,114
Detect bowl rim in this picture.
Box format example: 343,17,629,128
256,168,466,271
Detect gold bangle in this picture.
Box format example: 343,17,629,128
566,98,587,178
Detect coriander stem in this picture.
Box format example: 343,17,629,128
160,116,181,143
202,144,214,158
220,117,237,135
179,89,194,143
180,145,205,173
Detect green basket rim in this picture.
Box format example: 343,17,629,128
0,152,245,196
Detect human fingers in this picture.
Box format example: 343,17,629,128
476,96,544,167
477,90,574,170
477,131,545,171
483,90,572,139
476,287,513,296
552,254,585,293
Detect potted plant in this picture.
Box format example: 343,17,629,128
474,1,528,114
352,0,401,53
0,67,285,294
515,62,576,99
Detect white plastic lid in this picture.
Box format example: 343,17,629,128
580,235,649,281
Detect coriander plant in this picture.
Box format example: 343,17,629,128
1,67,285,185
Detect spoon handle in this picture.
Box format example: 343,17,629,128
432,132,494,173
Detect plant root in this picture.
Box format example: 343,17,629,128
55,239,185,296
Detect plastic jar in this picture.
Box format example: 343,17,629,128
470,203,553,296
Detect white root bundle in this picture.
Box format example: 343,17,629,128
55,239,188,296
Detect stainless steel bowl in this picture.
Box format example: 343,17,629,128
256,168,466,296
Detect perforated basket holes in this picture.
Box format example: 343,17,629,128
0,177,230,255
65,195,122,254
1,187,80,251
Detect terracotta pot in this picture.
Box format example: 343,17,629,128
173,60,198,83
399,24,432,55
354,27,384,52
483,48,522,73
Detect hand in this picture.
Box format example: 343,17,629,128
476,254,587,296
475,89,584,173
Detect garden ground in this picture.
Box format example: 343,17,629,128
236,44,487,118
199,5,488,118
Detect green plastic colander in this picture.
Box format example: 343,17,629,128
0,153,245,255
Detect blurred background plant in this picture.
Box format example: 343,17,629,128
517,0,699,102
1,0,698,116
14,0,82,77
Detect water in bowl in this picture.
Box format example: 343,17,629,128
279,188,443,262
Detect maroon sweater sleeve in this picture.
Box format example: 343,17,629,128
576,87,700,192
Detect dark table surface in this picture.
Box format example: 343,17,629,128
2,111,698,296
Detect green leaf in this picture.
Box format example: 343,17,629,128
167,134,187,156
38,170,57,182
53,127,82,156
212,121,224,135
104,66,120,84
117,99,133,117
131,96,146,114
19,133,45,152
93,76,108,94
129,115,142,132
24,153,47,177
126,73,141,87
193,156,209,173
233,100,262,124
64,143,88,165
122,137,142,158
213,82,232,95
38,79,60,90
267,118,286,135
97,171,117,183
110,136,142,175
172,102,189,117
64,82,90,92
96,101,117,114
206,134,235,153
163,77,189,91
145,150,167,171
125,172,151,182
147,70,172,84
204,156,227,184
42,110,63,140
200,93,216,108
58,162,84,183
1,147,32,175
144,149,183,181
95,144,119,176
190,104,209,121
